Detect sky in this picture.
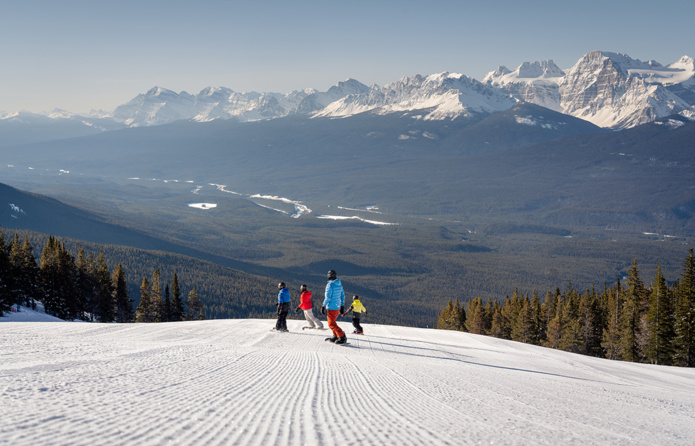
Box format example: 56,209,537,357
1,0,694,114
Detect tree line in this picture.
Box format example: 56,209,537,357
437,249,695,367
0,231,204,323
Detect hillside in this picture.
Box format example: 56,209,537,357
1,318,694,445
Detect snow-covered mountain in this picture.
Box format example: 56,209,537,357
559,51,693,128
484,51,695,128
313,72,515,120
2,317,694,445
5,51,694,133
110,79,371,127
482,60,565,112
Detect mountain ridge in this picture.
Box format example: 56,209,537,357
3,50,694,134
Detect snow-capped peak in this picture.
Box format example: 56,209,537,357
483,60,565,85
312,72,515,120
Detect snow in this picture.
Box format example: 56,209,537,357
188,203,217,210
0,318,693,445
316,215,398,226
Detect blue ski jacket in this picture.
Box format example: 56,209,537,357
278,287,291,304
323,279,345,310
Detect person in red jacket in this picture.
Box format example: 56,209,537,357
295,284,324,330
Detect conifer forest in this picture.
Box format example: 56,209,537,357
0,231,204,323
437,250,695,367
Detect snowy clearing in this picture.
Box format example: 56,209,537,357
188,203,217,210
1,317,694,445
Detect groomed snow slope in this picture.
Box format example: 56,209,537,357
2,318,694,445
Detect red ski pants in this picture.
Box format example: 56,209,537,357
326,310,345,338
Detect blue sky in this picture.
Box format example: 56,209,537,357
1,0,693,114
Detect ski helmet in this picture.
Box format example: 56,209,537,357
327,270,337,280
300,284,308,292
278,282,286,289
353,295,359,301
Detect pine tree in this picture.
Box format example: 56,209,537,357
185,289,204,321
170,272,184,322
580,289,604,357
674,249,695,367
511,294,533,343
458,298,467,331
136,277,153,323
437,299,459,330
0,231,12,314
150,269,163,322
112,263,133,323
559,291,583,353
644,263,674,365
529,290,543,345
544,298,563,349
20,237,39,309
489,300,507,338
94,250,114,322
163,284,172,322
465,297,489,334
602,277,622,360
619,259,646,362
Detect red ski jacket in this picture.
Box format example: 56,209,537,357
299,291,313,310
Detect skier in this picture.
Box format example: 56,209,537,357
273,282,291,332
343,295,367,334
295,284,324,330
322,270,347,344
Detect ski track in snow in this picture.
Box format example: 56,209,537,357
2,319,695,445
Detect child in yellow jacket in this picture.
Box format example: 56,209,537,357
344,295,367,334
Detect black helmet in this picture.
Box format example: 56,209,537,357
353,295,359,300
327,270,337,280
278,282,285,289
300,284,308,292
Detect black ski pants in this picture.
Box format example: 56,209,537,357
276,302,290,330
352,316,363,332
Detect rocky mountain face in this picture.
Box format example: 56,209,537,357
484,51,695,129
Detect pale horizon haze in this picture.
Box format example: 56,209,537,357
2,0,694,115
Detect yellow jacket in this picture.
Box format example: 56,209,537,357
349,299,367,315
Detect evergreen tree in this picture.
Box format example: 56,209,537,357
544,298,563,349
136,277,153,322
75,248,93,321
529,290,543,345
163,284,172,322
150,269,163,322
185,289,204,321
619,259,646,362
437,299,459,330
559,290,583,353
170,272,184,322
511,294,533,343
458,298,467,331
112,263,133,323
489,300,507,339
94,250,114,322
465,297,489,334
580,289,604,357
674,249,695,367
645,263,674,365
0,231,12,314
601,278,622,360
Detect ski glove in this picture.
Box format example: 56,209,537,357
321,306,326,315
295,307,300,313
340,306,344,315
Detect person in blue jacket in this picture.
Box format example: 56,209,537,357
274,282,291,332
322,270,347,344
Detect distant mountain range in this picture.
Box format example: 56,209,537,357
2,50,694,143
